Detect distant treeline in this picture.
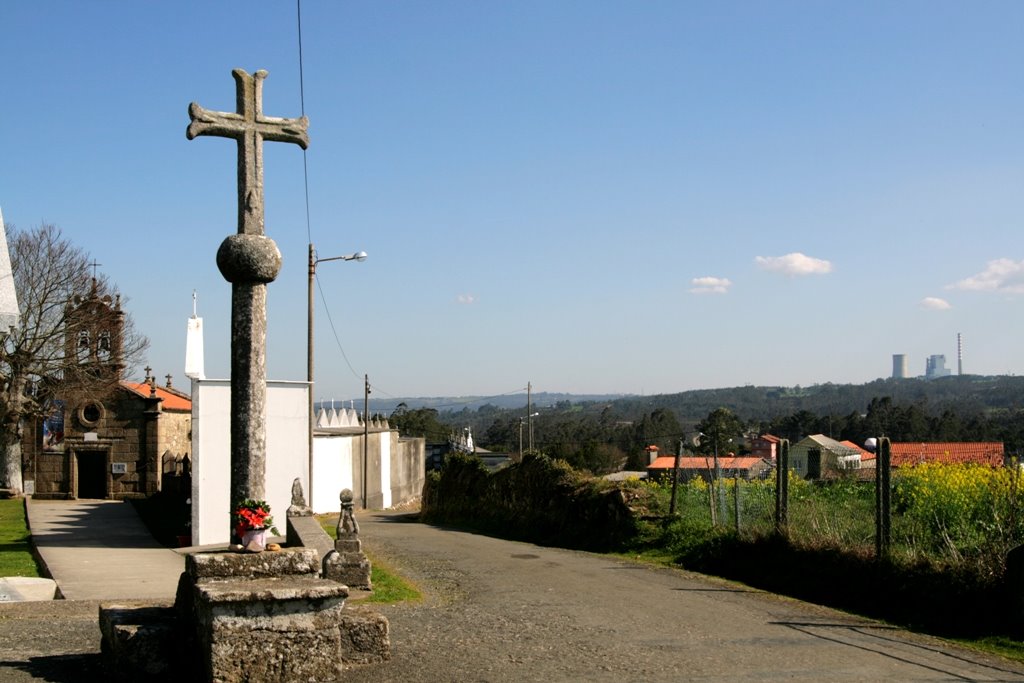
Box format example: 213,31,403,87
403,375,1024,473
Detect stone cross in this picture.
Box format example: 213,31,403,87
187,69,309,528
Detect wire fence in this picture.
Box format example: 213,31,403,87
649,439,1024,575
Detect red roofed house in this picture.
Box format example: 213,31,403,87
23,282,191,500
890,442,1005,468
751,434,782,463
647,455,773,484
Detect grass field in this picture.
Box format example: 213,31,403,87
0,499,41,577
317,514,422,604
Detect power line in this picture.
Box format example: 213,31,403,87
315,275,363,382
296,0,312,244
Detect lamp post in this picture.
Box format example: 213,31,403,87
307,243,367,503
518,412,539,461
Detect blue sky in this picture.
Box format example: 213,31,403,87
2,2,1022,402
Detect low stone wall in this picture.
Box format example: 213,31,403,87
421,452,638,552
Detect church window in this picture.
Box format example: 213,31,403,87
97,331,111,361
79,402,102,427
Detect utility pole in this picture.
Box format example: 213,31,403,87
363,374,370,509
670,438,682,515
527,381,533,453
307,244,315,497
307,244,366,507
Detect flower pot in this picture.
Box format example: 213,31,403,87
241,528,267,551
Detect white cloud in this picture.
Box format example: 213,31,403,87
947,258,1024,294
920,297,951,310
689,276,732,294
754,252,833,276
456,294,477,305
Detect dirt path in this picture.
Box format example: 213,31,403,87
353,511,1024,682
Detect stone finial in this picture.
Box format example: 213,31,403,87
336,489,360,540
325,489,371,590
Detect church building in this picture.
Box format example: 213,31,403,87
24,280,191,500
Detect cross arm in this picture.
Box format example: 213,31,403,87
186,102,244,141
259,115,310,150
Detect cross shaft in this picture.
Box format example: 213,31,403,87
186,68,308,532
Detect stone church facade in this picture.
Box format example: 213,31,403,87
24,282,191,500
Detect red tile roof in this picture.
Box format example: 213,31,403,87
757,434,782,443
120,382,192,412
648,456,768,470
840,440,875,461
889,442,1004,467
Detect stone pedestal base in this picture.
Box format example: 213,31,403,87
99,546,390,683
324,551,372,591
99,603,178,681
324,535,372,591
194,575,349,683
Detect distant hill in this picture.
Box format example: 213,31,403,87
324,375,1024,436
594,375,1024,424
316,392,629,416
445,375,1024,434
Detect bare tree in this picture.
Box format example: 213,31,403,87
0,223,148,494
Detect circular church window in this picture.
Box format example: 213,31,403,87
79,402,103,427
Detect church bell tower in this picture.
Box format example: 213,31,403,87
63,278,126,382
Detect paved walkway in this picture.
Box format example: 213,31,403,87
25,499,185,600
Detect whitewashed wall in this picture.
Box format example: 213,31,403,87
191,379,310,546
380,431,392,509
311,434,354,513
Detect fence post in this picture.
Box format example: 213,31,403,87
875,436,891,559
733,475,741,535
669,439,682,516
775,439,789,536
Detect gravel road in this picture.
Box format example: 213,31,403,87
353,511,1024,682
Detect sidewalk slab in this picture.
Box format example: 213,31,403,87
26,499,185,600
0,577,58,601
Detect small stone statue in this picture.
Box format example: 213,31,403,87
286,477,313,517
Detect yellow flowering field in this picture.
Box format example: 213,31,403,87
639,464,1024,571
893,462,1024,567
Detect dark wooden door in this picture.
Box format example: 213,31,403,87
807,448,821,479
76,450,107,499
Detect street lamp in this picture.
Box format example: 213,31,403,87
307,243,367,501
518,412,539,461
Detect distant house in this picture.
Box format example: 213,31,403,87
840,440,875,469
889,442,1004,468
647,455,772,484
789,434,864,479
751,434,782,463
